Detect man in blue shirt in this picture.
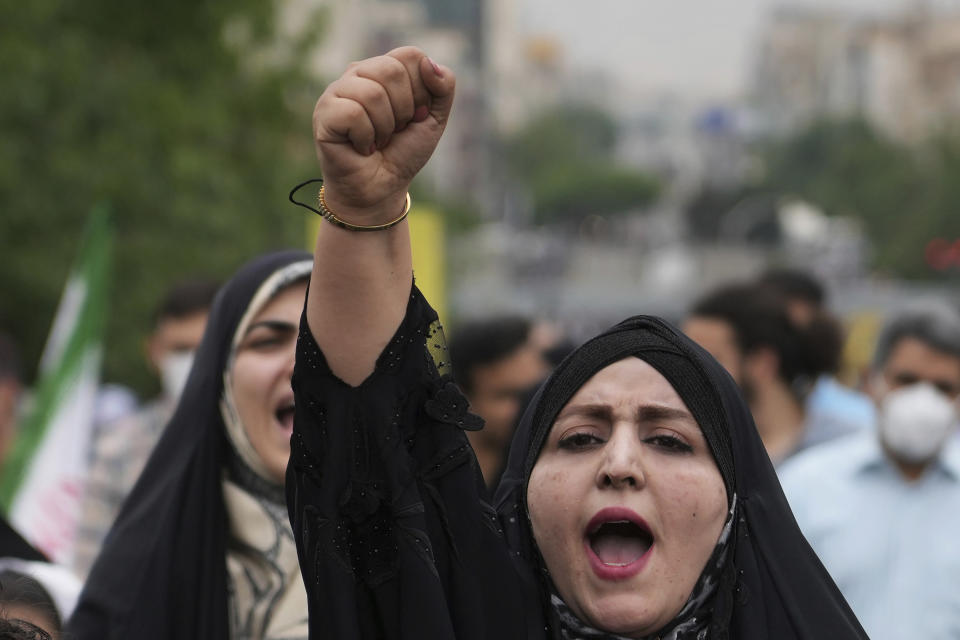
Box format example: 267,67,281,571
780,301,960,640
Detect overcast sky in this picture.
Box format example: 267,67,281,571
519,0,955,102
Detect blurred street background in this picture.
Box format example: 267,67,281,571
4,0,960,395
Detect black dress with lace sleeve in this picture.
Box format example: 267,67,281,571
286,286,535,640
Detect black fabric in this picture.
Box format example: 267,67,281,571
287,287,533,640
288,287,868,640
0,516,45,562
67,250,311,640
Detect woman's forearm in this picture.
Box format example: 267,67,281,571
304,46,455,386
307,213,412,386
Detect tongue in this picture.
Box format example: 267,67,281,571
591,533,650,566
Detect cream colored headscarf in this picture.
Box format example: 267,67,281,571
220,261,311,640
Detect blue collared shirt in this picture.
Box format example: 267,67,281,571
779,430,960,640
804,375,875,446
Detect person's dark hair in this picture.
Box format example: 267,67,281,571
0,618,51,640
756,268,826,307
689,283,826,389
873,301,960,368
152,279,220,326
0,333,20,382
0,571,59,634
543,339,575,368
449,316,532,394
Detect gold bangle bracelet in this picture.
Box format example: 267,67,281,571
316,186,411,232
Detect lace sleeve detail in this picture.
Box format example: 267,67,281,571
286,285,527,639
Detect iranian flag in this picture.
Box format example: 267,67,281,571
0,209,112,564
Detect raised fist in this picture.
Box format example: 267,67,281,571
312,46,456,224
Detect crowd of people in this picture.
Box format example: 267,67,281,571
0,46,958,639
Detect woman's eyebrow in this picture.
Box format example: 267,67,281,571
556,403,694,424
555,403,613,422
636,404,694,424
243,319,297,337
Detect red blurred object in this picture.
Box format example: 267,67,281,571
925,238,960,271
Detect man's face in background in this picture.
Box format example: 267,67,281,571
147,310,209,402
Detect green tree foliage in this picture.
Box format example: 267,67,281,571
759,119,960,278
0,0,324,394
503,106,660,224
530,164,661,225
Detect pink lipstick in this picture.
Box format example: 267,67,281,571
584,507,654,581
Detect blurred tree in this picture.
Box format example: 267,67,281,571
757,119,960,278
686,189,781,245
505,106,618,174
0,0,325,394
410,182,483,233
503,106,660,224
530,164,660,225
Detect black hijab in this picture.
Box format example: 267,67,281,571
495,315,868,639
0,516,45,563
67,250,311,640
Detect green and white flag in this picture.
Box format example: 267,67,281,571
0,208,112,564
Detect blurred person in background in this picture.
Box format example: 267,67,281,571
682,282,853,463
0,518,80,640
528,319,576,368
68,252,310,639
0,567,76,639
449,316,549,488
0,531,81,640
756,268,875,433
91,384,139,428
0,333,23,473
779,301,960,639
755,268,825,328
0,618,50,640
72,278,218,578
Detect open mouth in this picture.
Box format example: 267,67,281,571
587,518,654,567
274,401,295,430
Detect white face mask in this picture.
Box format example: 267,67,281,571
159,351,195,403
877,382,958,465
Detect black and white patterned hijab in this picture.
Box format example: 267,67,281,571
220,259,312,639
70,251,314,640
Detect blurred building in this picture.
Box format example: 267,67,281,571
280,0,485,199
752,4,960,141
484,0,625,135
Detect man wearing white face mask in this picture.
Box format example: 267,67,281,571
780,301,960,640
72,279,218,579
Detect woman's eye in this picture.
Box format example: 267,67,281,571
646,435,693,453
247,336,283,350
558,432,604,450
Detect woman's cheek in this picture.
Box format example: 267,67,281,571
528,463,571,537
664,466,727,543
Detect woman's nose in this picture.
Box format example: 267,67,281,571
596,431,645,490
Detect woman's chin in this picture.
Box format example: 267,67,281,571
579,594,663,639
